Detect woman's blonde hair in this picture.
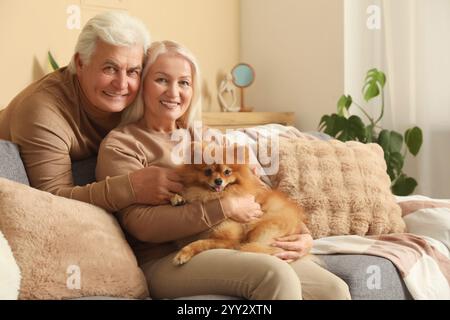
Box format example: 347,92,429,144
67,11,151,74
120,40,202,129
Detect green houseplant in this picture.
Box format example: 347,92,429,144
48,51,60,71
319,68,423,196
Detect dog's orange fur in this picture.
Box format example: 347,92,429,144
172,144,309,265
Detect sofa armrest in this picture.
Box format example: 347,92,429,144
0,140,29,185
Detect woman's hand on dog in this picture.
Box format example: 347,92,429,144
271,233,313,262
221,196,263,223
130,166,183,205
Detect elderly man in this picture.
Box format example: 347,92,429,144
0,11,182,211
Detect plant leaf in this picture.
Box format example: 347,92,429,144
389,131,403,153
340,115,366,142
385,153,396,181
391,174,417,196
389,151,404,175
363,82,380,101
319,114,333,133
319,114,366,142
364,68,377,81
337,95,352,117
405,126,423,156
378,130,405,183
365,124,375,142
319,114,344,138
363,68,386,101
48,51,59,71
376,71,386,87
377,130,403,154
377,129,390,152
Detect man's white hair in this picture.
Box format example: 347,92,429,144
67,11,151,73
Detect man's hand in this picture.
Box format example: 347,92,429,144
271,233,313,263
129,166,183,205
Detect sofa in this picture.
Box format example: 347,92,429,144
0,139,413,300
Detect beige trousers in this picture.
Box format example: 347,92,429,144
140,249,351,300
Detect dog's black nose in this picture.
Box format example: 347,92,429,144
214,178,223,186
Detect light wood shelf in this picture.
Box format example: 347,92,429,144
202,112,295,131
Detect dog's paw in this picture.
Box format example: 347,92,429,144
172,249,193,266
170,194,186,206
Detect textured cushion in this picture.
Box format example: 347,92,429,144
319,254,412,300
0,177,149,300
270,138,406,239
0,140,29,185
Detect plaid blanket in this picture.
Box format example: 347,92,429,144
311,195,450,300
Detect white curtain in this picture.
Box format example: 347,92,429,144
345,0,450,198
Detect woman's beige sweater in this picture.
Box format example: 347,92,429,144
96,119,227,263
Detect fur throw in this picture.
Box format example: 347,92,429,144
270,138,406,239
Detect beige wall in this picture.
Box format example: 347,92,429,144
0,0,240,111
241,0,344,131
0,0,344,131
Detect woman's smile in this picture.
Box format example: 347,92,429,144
160,100,181,109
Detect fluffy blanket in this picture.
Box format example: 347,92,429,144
312,196,450,299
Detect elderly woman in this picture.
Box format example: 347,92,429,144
96,40,350,300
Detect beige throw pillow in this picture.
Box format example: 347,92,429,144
270,138,406,239
0,177,149,300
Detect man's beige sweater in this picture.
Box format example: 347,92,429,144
0,67,135,211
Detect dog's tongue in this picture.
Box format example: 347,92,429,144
215,186,222,192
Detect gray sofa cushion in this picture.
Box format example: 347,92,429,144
0,139,29,185
0,139,96,187
319,254,412,300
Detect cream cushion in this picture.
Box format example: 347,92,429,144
0,229,21,299
270,138,406,239
0,177,149,300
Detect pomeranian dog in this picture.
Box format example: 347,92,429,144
171,143,310,265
